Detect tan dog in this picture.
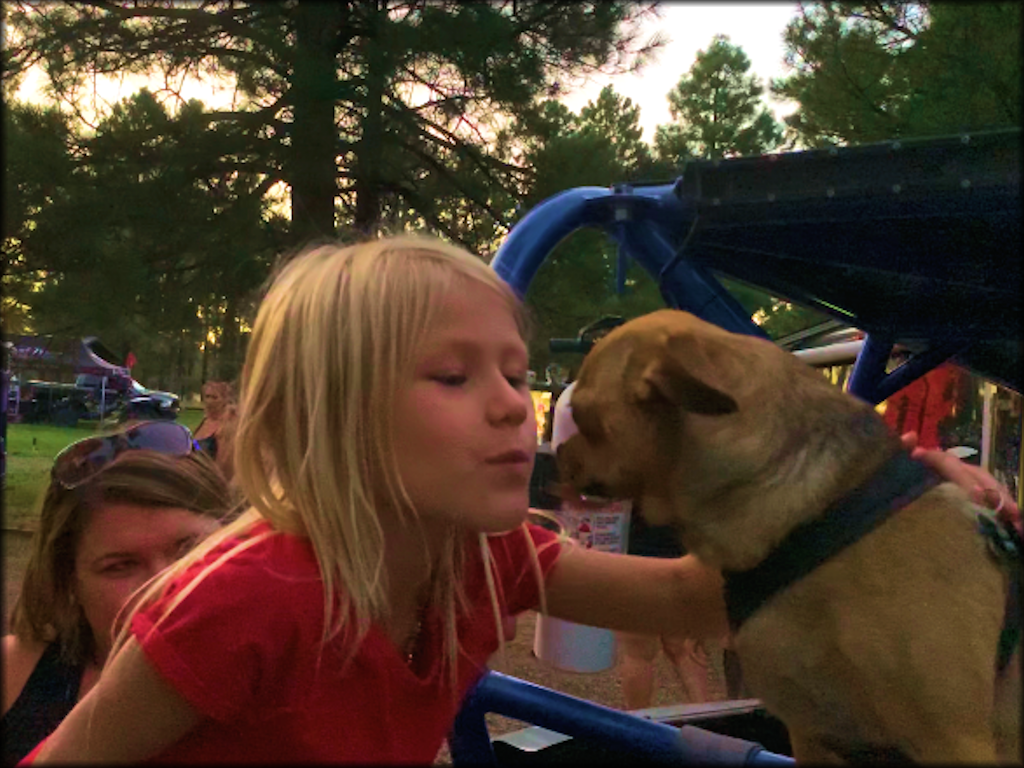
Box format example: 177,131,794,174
558,309,1020,764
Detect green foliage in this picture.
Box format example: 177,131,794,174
4,90,283,389
2,102,77,334
654,34,784,162
500,86,666,373
647,36,816,336
3,2,662,388
774,2,1021,147
719,276,829,341
4,1,660,246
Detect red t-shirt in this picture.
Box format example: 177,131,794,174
25,520,562,764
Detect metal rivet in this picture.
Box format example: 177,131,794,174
826,188,835,198
961,135,971,145
961,179,971,189
892,184,902,193
767,193,776,202
712,197,721,206
892,141,901,150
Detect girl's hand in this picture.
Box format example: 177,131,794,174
901,432,1021,532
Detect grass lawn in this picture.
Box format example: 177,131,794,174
2,407,206,531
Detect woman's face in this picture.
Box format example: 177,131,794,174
202,386,226,417
73,503,218,662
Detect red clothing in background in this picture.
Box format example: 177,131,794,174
882,362,963,449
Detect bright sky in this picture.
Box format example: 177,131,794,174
17,3,801,141
561,3,802,140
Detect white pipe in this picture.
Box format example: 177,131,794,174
981,382,995,473
792,340,865,367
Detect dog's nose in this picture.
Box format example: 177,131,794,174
581,481,611,499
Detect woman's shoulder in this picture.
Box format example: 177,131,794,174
2,634,48,717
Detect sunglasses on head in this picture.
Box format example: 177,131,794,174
51,421,198,489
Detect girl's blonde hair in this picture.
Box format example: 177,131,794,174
10,449,237,667
113,235,552,683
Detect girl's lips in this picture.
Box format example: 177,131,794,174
486,450,531,465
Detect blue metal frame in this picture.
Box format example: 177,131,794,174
491,184,769,343
450,670,793,766
490,182,977,405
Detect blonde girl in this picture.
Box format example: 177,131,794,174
27,235,724,763
26,235,1016,764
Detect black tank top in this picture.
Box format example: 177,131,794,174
1,642,83,765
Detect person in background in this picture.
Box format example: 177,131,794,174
193,380,238,480
617,509,722,709
2,422,236,766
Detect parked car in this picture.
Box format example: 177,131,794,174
121,379,180,421
16,380,87,426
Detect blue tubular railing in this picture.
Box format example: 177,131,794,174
449,671,794,766
492,182,972,405
847,334,972,404
492,184,767,341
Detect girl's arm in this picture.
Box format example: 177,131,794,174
541,433,1018,644
34,638,200,764
542,546,729,641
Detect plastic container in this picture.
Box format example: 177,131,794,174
532,381,632,673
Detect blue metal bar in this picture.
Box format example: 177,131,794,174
450,671,793,766
491,183,767,342
870,341,972,403
847,334,894,404
492,185,683,299
449,699,495,765
492,187,613,298
618,222,768,339
847,334,969,404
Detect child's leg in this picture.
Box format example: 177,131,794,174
616,631,660,710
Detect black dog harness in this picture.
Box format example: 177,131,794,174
722,450,1021,672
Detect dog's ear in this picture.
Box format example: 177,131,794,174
632,336,738,416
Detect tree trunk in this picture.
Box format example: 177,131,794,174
200,320,210,385
219,294,241,384
353,6,386,236
291,4,344,244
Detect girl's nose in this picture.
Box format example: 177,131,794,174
488,379,529,426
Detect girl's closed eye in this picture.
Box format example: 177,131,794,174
102,560,137,576
432,373,467,387
175,535,200,558
505,373,529,390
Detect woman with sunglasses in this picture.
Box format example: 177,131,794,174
2,422,236,766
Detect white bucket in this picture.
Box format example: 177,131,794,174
532,381,632,673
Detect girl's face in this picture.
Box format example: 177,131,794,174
73,503,218,663
393,285,536,533
202,386,225,417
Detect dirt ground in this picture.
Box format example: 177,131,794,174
3,529,726,763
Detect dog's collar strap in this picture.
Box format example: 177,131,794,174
723,450,941,632
976,511,1022,672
